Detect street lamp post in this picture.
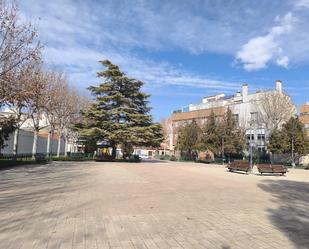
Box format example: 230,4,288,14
249,120,256,174
249,130,253,174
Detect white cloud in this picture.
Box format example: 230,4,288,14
45,44,241,92
236,12,296,71
20,0,246,92
294,0,309,9
276,56,289,68
20,0,309,79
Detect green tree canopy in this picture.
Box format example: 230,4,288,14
176,120,201,160
197,110,221,154
77,60,163,159
218,108,245,158
0,118,16,152
268,129,289,154
176,109,245,160
268,117,309,162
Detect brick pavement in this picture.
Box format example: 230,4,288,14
0,161,308,249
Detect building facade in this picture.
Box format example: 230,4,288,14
169,81,296,152
300,103,309,137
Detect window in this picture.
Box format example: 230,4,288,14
247,134,254,140
250,112,258,122
233,114,239,123
257,134,265,140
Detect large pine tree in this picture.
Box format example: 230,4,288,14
78,60,163,159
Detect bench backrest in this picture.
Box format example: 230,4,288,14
230,160,249,169
272,164,287,173
257,164,273,172
258,164,286,173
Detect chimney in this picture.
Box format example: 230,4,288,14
276,80,282,94
242,84,248,102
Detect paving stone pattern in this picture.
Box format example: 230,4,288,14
0,161,308,249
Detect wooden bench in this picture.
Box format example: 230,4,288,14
227,160,250,173
257,164,287,175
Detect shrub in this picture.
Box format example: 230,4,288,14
52,155,93,161
127,155,141,162
170,155,177,161
196,159,214,164
161,155,170,160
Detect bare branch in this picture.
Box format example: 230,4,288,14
257,91,296,131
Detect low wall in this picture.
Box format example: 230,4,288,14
1,130,65,155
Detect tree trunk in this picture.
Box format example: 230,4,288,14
46,128,51,156
163,143,166,156
32,129,38,159
57,130,62,157
13,106,22,157
111,145,117,160
64,135,68,157
50,129,54,159
13,128,19,156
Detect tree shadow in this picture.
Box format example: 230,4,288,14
258,179,309,248
254,173,287,177
0,162,92,246
225,170,248,175
0,161,47,171
141,159,169,163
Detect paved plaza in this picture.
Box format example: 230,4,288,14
0,161,308,249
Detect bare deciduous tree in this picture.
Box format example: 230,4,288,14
44,71,66,157
25,63,49,158
51,76,86,157
0,0,41,104
8,57,42,155
258,91,296,131
0,0,41,151
161,117,173,153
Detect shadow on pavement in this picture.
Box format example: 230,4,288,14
0,161,47,171
0,162,91,245
141,159,169,163
225,170,248,175
254,173,287,177
258,179,309,248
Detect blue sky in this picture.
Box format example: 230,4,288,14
21,0,309,120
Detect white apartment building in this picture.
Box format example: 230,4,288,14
169,80,296,152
